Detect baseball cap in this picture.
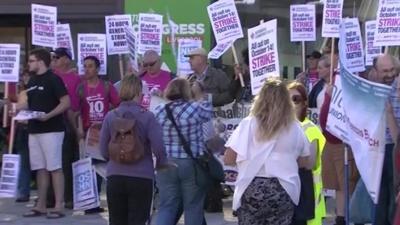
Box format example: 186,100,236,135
185,47,207,57
306,51,322,59
54,47,72,60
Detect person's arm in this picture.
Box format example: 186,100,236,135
39,95,70,121
297,126,311,168
223,147,237,166
147,113,168,168
99,113,111,160
109,85,121,108
16,90,28,111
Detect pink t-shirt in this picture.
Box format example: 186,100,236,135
54,69,81,110
141,70,172,93
73,80,121,130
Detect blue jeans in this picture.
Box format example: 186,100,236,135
15,125,31,198
156,158,207,225
374,144,395,225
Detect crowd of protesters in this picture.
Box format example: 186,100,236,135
2,38,400,225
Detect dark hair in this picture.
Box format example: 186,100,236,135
287,81,308,122
84,56,101,68
29,48,51,67
242,48,249,66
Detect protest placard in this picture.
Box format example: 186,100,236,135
138,13,163,55
0,44,20,82
374,0,400,46
321,0,344,38
365,21,382,66
339,18,365,73
31,4,57,48
14,110,45,121
125,26,139,73
77,34,107,75
290,5,316,42
207,0,243,44
73,158,99,210
56,24,75,60
248,19,280,95
177,39,202,76
84,124,105,161
0,154,20,198
307,108,320,126
340,61,391,204
105,15,132,55
208,41,233,59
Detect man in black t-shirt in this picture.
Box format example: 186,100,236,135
17,48,70,218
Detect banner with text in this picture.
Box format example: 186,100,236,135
0,154,20,198
56,24,74,60
339,18,365,73
374,0,400,46
322,0,344,37
208,40,234,59
105,15,132,55
0,44,20,82
77,34,107,75
72,158,100,210
326,75,348,142
365,21,383,66
340,62,391,204
290,4,316,42
31,4,57,48
138,13,163,55
125,26,139,73
248,19,280,95
177,39,202,76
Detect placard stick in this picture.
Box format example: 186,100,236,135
384,46,389,54
8,118,15,154
3,82,9,128
118,54,124,80
329,38,335,85
302,41,306,72
77,115,85,159
231,43,245,87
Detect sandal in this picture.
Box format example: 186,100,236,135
23,209,46,217
46,211,65,219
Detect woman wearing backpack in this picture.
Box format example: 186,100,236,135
154,78,213,225
99,75,168,225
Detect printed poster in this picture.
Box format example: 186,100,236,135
138,13,163,55
0,44,20,82
290,4,316,42
56,24,75,60
321,0,344,37
105,15,132,55
339,18,365,73
374,0,400,46
77,34,107,75
31,4,57,48
177,39,202,76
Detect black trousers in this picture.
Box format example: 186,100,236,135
107,175,153,225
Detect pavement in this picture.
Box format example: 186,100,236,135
0,191,340,225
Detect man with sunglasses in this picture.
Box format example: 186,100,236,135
140,50,172,96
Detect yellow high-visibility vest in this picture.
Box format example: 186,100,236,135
301,118,326,225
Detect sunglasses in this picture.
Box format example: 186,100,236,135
143,61,157,68
291,95,303,105
52,55,61,60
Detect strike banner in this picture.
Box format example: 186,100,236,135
125,26,139,73
339,18,365,73
77,34,107,75
85,124,105,161
340,62,391,204
207,0,243,44
248,19,280,95
72,158,100,210
105,15,132,55
290,4,316,42
374,0,400,46
208,40,234,59
138,13,163,55
0,154,20,198
177,39,202,76
0,44,20,82
56,24,74,60
322,0,344,38
365,21,382,66
31,4,57,48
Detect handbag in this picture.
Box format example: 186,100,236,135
165,103,225,183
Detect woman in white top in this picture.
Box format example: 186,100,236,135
224,79,310,225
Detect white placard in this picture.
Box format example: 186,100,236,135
125,26,139,73
207,0,243,44
177,39,202,76
73,158,98,210
248,19,280,96
339,18,365,73
326,75,348,141
138,13,163,55
290,4,316,42
14,110,45,121
0,154,20,198
31,4,57,48
365,21,382,66
322,0,344,38
208,41,233,59
77,34,107,75
105,15,132,55
0,44,20,82
374,0,400,46
56,24,75,60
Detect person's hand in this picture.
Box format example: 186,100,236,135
296,72,307,84
191,82,205,101
156,161,178,171
325,84,334,97
37,113,51,122
234,64,243,81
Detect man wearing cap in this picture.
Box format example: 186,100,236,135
51,47,81,209
297,50,322,93
186,48,234,107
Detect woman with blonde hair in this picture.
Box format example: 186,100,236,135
224,79,310,225
154,78,213,225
